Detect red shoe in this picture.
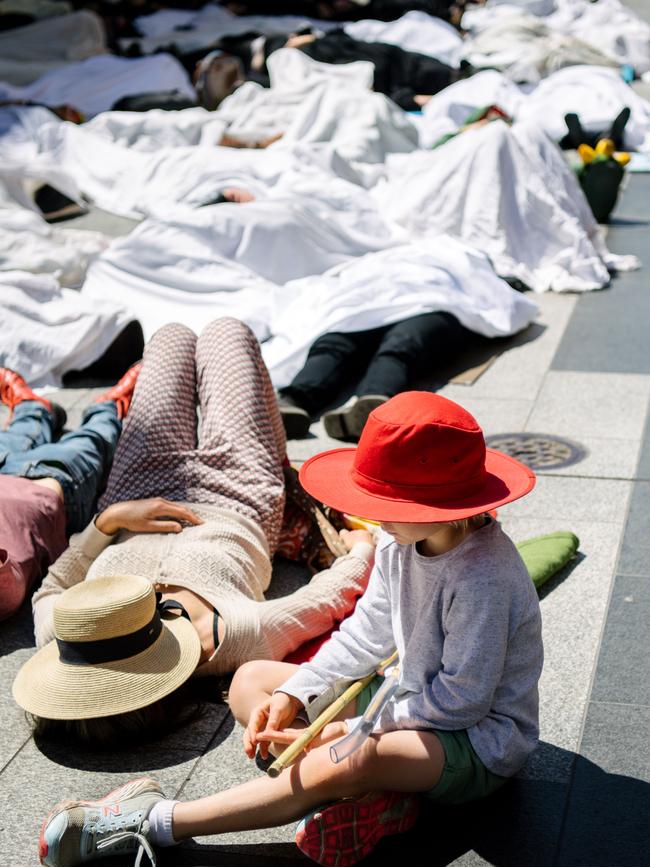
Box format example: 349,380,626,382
0,367,66,431
295,791,420,866
0,367,52,413
95,362,142,420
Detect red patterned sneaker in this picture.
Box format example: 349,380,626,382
0,367,66,431
95,362,142,420
295,791,420,866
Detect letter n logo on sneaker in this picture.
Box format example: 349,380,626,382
102,805,122,817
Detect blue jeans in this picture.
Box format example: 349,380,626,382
0,401,122,534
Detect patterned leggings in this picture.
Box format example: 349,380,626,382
99,318,286,554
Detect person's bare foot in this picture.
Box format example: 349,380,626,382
286,33,317,49
219,131,284,149
223,187,256,203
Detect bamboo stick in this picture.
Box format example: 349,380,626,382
267,650,398,778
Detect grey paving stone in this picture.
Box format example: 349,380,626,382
501,516,623,764
525,371,650,443
441,293,577,403
502,475,631,523
0,737,206,867
178,719,298,850
637,411,650,481
552,176,650,375
558,704,650,866
591,574,650,705
617,481,650,576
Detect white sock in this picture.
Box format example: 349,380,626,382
148,799,179,847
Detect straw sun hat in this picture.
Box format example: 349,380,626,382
13,575,201,720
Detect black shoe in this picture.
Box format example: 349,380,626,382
277,394,311,439
322,395,389,442
49,402,68,436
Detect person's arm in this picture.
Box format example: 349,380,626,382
32,519,115,648
278,542,395,722
383,578,512,731
32,499,203,647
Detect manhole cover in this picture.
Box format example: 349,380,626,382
485,433,587,470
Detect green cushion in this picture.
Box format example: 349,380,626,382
515,532,580,591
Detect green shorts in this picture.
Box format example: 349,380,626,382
356,677,507,805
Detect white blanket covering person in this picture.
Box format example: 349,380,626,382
0,206,108,288
462,0,650,74
461,13,618,83
0,66,418,218
343,11,464,67
0,10,106,86
128,3,337,55
375,120,618,293
0,271,132,387
416,67,650,152
0,54,196,119
262,237,540,387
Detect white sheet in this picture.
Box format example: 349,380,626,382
0,10,105,85
516,66,650,150
463,0,650,74
0,206,109,288
416,67,650,152
129,3,336,55
343,11,463,66
0,54,196,118
84,107,228,151
375,120,615,293
263,237,540,387
461,13,618,83
79,175,402,342
0,271,132,387
0,59,418,218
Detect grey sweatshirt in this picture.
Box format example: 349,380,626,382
280,519,543,777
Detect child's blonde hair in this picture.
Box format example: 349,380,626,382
448,513,489,532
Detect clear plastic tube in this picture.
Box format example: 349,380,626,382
329,664,401,764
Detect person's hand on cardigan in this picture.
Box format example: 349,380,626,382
95,499,204,536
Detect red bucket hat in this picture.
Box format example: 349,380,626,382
300,392,535,522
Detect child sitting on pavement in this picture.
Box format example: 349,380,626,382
37,391,543,867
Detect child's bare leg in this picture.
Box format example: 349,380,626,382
228,660,300,726
172,729,445,839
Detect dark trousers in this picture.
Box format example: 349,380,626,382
282,312,471,416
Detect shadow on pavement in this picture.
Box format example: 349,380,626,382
158,742,649,866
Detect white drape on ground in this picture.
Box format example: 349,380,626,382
0,271,133,386
0,11,105,85
416,67,650,152
374,120,626,293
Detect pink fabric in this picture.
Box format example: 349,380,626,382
0,476,66,620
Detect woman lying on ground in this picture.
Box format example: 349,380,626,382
0,365,139,622
14,317,374,744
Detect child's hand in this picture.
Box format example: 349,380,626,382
339,529,376,551
243,692,304,760
258,720,348,753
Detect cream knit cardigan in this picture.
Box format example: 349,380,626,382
32,502,374,676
